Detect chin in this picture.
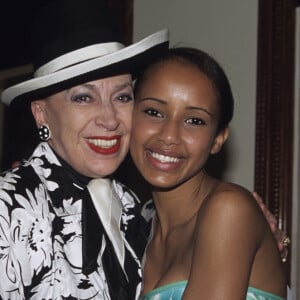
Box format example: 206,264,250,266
144,177,175,189
89,161,122,178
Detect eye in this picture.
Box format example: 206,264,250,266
143,108,163,118
116,93,134,103
185,117,205,126
71,93,91,103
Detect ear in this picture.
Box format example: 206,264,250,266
31,100,46,127
210,127,230,155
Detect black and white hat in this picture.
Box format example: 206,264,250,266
1,0,169,106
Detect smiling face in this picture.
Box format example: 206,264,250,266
31,74,133,178
130,60,229,188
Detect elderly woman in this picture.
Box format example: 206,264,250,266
0,0,168,299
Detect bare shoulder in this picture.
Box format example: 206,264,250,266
198,181,266,234
205,181,257,210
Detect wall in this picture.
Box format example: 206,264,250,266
133,0,258,190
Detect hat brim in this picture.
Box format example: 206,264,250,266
2,29,169,106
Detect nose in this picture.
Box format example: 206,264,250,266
95,101,119,131
158,120,181,145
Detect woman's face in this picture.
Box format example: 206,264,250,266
32,74,133,178
130,61,228,188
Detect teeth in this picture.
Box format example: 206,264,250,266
88,138,117,148
151,152,180,163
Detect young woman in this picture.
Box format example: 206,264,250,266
130,47,287,299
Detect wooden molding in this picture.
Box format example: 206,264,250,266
255,0,295,273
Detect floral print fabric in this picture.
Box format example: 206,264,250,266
0,142,145,300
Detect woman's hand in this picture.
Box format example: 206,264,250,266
252,192,290,262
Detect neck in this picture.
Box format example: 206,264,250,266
151,171,216,236
49,144,92,186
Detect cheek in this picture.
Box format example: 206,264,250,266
131,117,156,143
122,114,133,132
130,126,143,146
117,106,134,130
130,119,147,153
49,112,84,140
185,132,215,155
131,113,142,139
48,115,64,136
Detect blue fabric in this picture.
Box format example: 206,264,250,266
140,281,186,300
247,287,285,300
140,281,285,300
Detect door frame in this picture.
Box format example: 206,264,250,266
255,0,296,282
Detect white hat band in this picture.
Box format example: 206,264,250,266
35,42,124,77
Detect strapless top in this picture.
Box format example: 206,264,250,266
140,281,285,300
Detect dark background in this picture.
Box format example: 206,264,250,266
0,1,34,70
0,0,134,171
0,0,133,71
0,1,36,170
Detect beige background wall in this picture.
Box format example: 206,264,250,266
133,0,258,190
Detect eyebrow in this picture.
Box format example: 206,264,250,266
113,82,133,92
76,82,133,92
139,97,214,118
187,105,214,118
139,97,165,104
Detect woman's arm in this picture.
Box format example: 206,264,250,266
252,192,289,261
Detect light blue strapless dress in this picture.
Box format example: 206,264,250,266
140,281,285,300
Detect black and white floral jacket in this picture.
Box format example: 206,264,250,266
0,142,148,300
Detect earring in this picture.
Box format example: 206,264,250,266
38,124,51,141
